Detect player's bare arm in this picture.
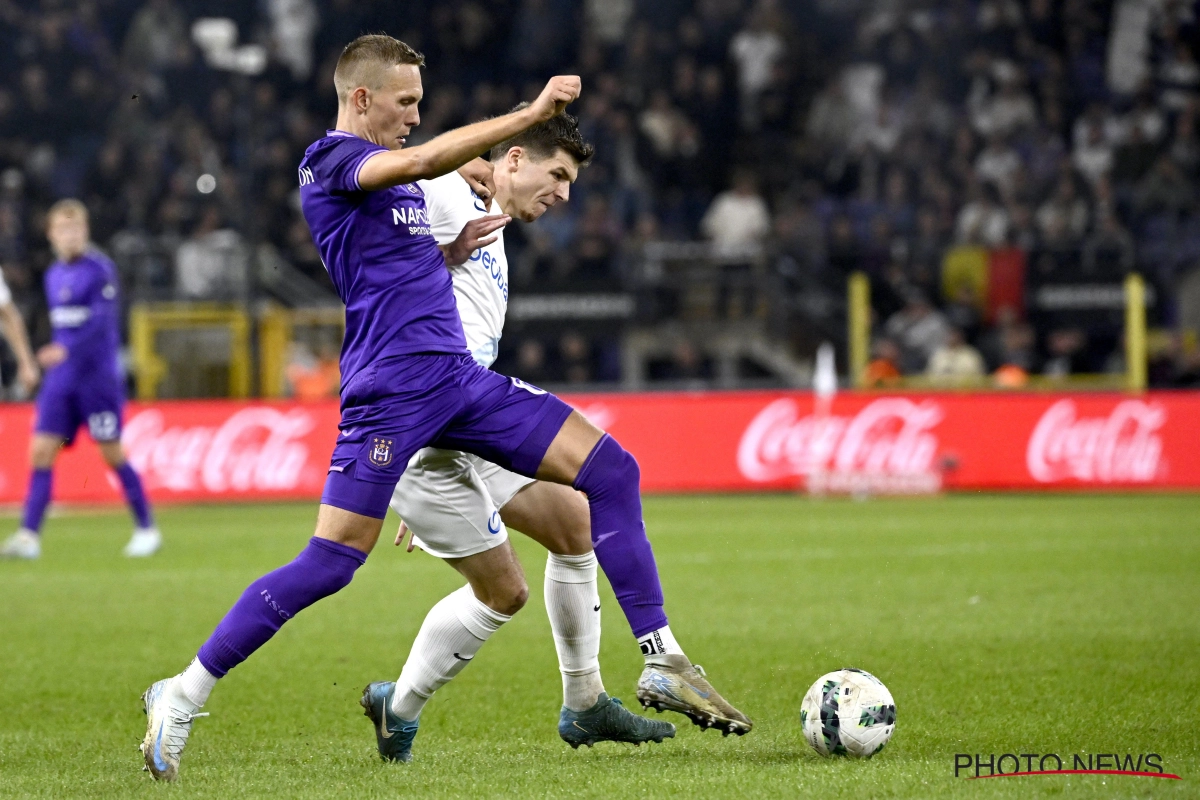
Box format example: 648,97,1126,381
0,300,39,391
355,76,581,191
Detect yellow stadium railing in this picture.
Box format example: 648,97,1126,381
847,271,1149,393
258,304,345,398
129,303,251,399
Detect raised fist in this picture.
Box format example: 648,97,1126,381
528,76,581,122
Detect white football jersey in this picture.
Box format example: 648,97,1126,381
418,172,509,367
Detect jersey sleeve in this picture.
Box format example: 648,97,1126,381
0,270,11,306
309,136,387,195
420,173,488,246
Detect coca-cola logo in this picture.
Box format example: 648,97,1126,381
1026,400,1165,483
121,407,318,493
737,398,943,483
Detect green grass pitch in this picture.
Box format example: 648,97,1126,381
1,493,1198,798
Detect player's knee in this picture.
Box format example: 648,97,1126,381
579,436,640,488
486,579,528,616
29,437,60,469
603,440,641,491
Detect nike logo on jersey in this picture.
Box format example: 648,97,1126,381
453,652,474,661
593,604,601,612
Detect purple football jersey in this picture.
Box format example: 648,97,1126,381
298,131,467,389
43,249,122,380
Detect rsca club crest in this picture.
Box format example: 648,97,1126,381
368,437,394,468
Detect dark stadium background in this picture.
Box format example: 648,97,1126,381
0,0,1198,397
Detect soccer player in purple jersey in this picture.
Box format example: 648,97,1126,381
139,35,747,781
1,200,160,561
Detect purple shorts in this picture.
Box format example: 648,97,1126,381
321,353,573,519
34,368,125,445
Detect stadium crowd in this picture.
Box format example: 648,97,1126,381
1,0,1199,392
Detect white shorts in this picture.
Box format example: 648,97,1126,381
390,447,536,559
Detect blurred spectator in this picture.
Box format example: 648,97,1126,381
122,0,188,71
1082,213,1135,278
286,337,339,400
974,135,1022,198
926,326,986,383
1036,175,1089,241
515,339,549,385
729,2,786,128
558,331,592,384
862,337,901,387
955,182,1009,246
884,291,950,373
268,0,320,80
700,169,771,252
1043,328,1088,377
1134,155,1196,218
175,207,248,299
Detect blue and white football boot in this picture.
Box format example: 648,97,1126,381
558,693,675,748
637,656,753,736
360,681,419,762
140,677,208,781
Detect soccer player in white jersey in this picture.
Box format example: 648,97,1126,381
0,266,39,399
381,108,751,752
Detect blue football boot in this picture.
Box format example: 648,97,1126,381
360,681,419,762
558,693,676,749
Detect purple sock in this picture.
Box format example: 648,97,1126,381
20,468,52,533
115,462,153,529
573,435,667,638
196,537,367,677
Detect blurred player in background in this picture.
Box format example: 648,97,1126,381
384,108,750,756
0,200,160,560
0,267,40,398
139,35,745,781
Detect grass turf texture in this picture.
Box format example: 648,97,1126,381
1,494,1197,799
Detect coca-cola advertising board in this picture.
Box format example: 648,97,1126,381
0,391,1197,505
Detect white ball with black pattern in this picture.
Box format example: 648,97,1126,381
800,668,896,758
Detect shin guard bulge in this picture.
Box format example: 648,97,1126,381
571,435,667,638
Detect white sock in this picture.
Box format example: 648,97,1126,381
638,625,686,665
544,552,605,712
178,658,218,707
390,584,510,720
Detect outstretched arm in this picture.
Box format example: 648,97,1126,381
0,302,39,392
358,76,581,191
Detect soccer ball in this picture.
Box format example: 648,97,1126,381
800,668,896,758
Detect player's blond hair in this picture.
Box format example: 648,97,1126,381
47,198,89,223
333,35,424,104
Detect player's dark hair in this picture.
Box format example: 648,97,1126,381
334,35,425,101
489,103,594,166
